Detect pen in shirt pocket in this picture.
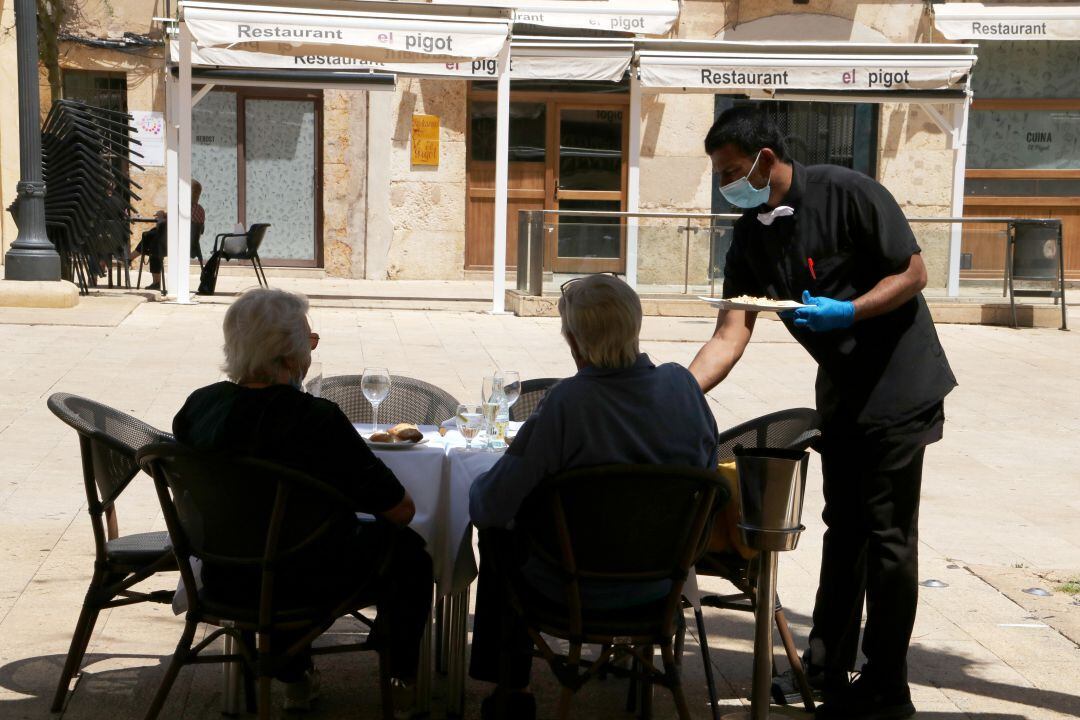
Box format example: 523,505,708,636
807,257,817,280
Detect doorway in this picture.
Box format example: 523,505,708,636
466,89,629,273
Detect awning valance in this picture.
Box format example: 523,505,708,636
934,3,1080,41
179,1,512,62
635,41,977,98
171,37,631,82
431,0,679,36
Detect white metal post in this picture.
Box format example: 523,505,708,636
491,41,511,314
626,72,641,289
165,67,179,295
947,95,970,298
175,22,194,303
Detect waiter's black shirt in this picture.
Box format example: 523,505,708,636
722,161,957,431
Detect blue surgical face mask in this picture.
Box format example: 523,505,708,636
719,151,772,209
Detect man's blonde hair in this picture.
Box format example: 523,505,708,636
558,274,642,369
222,288,310,383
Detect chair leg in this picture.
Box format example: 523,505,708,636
775,608,816,712
50,595,103,712
661,641,691,720
143,618,199,720
241,631,257,715
694,608,721,720
137,254,144,289
639,645,654,720
257,676,272,720
557,686,575,720
254,254,269,288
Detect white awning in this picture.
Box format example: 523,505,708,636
934,3,1080,41
179,1,512,62
431,0,679,36
635,41,977,98
171,37,631,82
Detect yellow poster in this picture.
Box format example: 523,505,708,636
411,114,440,166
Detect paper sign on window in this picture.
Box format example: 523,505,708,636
411,114,440,166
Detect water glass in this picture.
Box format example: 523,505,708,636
481,374,508,451
455,403,484,450
361,367,391,433
305,361,323,397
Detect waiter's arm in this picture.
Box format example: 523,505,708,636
852,253,927,321
689,308,757,393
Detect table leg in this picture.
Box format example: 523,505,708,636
416,611,433,716
445,586,471,719
222,627,242,716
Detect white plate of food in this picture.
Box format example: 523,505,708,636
699,295,809,313
361,423,430,450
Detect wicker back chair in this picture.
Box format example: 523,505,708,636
46,393,176,713
509,377,561,422
321,374,460,426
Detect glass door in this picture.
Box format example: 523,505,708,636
550,105,627,273
243,97,319,264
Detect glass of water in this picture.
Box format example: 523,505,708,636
361,367,391,434
455,403,484,450
481,374,508,451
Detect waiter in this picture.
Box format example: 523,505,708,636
689,107,956,720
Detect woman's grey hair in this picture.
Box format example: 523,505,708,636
558,274,642,369
222,288,311,383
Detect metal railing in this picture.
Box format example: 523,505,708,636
515,209,1045,298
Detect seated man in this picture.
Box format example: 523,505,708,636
173,287,432,712
468,273,720,720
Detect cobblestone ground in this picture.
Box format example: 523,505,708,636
1,293,1078,719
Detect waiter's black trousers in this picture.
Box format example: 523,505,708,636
468,530,534,689
808,442,925,693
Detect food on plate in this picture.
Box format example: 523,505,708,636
370,431,393,443
728,294,778,304
388,423,424,443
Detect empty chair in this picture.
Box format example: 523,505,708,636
45,393,176,713
489,464,728,720
213,223,271,288
694,407,822,712
509,377,561,422
321,374,459,426
137,443,396,720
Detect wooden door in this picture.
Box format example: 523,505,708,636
962,200,1080,279
549,105,628,274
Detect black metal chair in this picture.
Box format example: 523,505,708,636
321,374,460,426
693,408,822,713
493,464,728,720
45,393,177,713
213,223,271,288
135,219,205,292
136,443,395,720
509,377,561,422
1006,219,1067,330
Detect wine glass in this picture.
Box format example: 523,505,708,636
454,403,484,450
501,371,521,413
361,367,391,434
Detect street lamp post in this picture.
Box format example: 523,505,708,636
4,0,60,281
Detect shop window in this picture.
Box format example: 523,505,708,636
470,101,547,161
62,70,128,112
971,41,1080,99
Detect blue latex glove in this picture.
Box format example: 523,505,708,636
792,290,855,332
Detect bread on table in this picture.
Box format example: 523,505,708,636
388,423,423,443
370,431,393,443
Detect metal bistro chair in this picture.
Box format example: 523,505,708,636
321,374,460,426
137,443,396,720
493,464,728,720
46,393,177,713
1006,219,1067,331
509,377,561,422
213,223,271,288
692,408,822,713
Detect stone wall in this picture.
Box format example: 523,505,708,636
383,77,468,280
323,89,367,278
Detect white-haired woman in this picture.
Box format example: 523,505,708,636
173,288,431,711
467,274,720,719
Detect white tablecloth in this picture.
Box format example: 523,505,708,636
358,425,501,596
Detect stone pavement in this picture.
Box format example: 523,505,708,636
0,291,1078,719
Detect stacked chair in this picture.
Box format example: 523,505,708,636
40,99,143,293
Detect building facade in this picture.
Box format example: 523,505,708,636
3,1,1073,287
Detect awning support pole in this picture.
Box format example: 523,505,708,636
177,22,193,303
626,72,641,289
491,41,511,314
946,95,970,298
165,65,178,296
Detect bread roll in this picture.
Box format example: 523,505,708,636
389,423,423,443
369,432,393,443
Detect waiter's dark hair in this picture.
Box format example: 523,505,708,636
704,106,788,161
